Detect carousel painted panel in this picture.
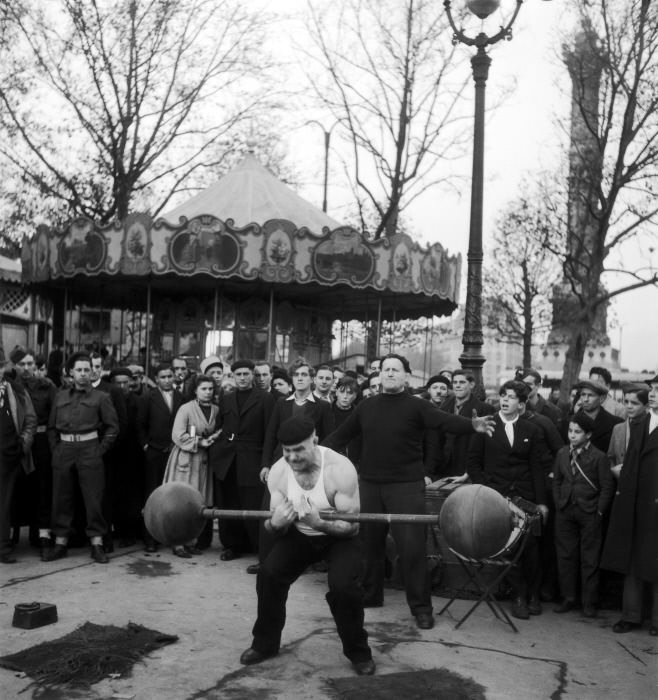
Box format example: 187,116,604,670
120,213,153,275
309,226,375,286
154,215,245,276
386,233,419,294
55,217,111,277
259,220,297,283
420,243,462,301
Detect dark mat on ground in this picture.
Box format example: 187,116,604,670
328,667,486,699
0,621,178,687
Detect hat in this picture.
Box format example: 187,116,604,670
272,368,291,384
277,416,316,446
621,382,649,395
200,356,223,375
127,364,144,375
9,347,27,364
231,359,255,372
426,374,451,390
576,379,608,396
649,375,658,385
108,367,133,381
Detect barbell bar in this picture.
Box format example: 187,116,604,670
144,482,441,546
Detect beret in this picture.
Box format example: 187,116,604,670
127,364,144,374
200,355,223,375
9,347,27,364
277,416,316,446
426,374,451,390
576,379,608,396
108,367,133,381
231,359,255,372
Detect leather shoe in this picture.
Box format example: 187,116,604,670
91,544,109,563
582,605,597,618
510,597,530,620
42,544,68,562
144,542,158,553
553,600,576,614
415,613,434,629
184,545,203,556
528,596,542,616
612,620,639,634
220,548,240,561
239,648,278,665
173,546,193,559
246,563,260,575
0,554,17,564
352,659,376,676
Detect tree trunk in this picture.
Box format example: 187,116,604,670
559,321,590,400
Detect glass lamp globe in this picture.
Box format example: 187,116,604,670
466,0,501,19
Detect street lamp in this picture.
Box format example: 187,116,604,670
444,0,552,388
305,120,338,213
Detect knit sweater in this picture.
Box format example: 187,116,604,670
322,391,474,483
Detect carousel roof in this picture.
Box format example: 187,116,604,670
162,155,342,232
20,157,462,321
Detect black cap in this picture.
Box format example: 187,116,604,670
277,416,316,446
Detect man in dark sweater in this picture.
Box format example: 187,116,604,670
323,353,494,629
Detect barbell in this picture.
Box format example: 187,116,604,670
143,482,517,559
143,482,443,546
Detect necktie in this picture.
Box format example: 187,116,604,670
504,421,514,447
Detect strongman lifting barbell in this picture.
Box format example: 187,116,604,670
143,482,521,561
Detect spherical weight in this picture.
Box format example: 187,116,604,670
439,484,513,559
143,482,206,546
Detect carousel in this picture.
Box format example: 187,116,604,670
21,156,462,371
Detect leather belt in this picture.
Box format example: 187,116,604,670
59,431,98,443
36,425,48,434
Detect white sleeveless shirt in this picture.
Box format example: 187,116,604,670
286,446,334,536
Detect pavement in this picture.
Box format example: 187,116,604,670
1,539,656,700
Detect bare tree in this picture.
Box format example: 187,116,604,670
483,186,564,368
552,0,658,393
305,0,471,239
0,0,278,234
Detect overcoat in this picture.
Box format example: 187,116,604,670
601,414,658,582
163,400,218,505
209,387,275,486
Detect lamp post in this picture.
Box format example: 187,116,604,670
444,0,551,388
305,120,338,213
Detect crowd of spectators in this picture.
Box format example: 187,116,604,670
1,345,655,637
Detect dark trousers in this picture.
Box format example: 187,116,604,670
252,527,371,663
32,434,53,530
555,503,602,606
0,461,20,556
507,532,541,600
215,464,262,553
359,479,431,616
143,447,169,544
52,441,106,539
622,568,658,626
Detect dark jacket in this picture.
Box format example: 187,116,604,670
553,443,614,514
467,414,546,505
601,414,658,582
48,385,119,454
263,394,334,467
576,407,623,454
210,387,275,485
438,394,494,477
137,388,184,452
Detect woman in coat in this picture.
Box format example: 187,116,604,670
163,375,220,558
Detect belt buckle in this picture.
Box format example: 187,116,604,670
227,433,235,442
73,434,81,442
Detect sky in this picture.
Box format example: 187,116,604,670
274,1,657,373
